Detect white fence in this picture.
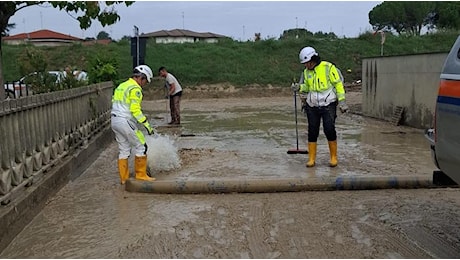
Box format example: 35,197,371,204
0,82,113,204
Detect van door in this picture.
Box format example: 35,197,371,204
436,35,460,184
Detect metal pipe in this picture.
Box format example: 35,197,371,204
125,175,435,194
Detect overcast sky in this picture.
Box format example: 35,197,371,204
8,1,381,41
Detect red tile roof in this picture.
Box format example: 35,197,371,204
3,29,82,41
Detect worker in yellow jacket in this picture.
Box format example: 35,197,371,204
295,46,349,167
111,65,156,184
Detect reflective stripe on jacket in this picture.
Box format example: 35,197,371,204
111,78,147,124
299,61,346,107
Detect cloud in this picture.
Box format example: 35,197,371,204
8,1,379,40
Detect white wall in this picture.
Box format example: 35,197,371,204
362,53,448,129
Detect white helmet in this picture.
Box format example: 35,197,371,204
134,65,154,83
299,46,318,64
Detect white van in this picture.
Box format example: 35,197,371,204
425,36,460,185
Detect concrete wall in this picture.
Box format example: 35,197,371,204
2,39,80,46
155,36,195,44
362,52,448,129
154,36,219,44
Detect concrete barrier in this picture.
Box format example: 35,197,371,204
362,52,448,129
0,126,114,254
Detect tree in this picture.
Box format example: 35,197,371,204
1,23,15,37
97,30,111,40
120,35,132,41
0,1,134,99
369,1,436,36
279,28,313,40
254,33,261,41
432,2,460,31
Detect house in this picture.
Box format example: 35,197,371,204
141,29,227,44
2,29,83,47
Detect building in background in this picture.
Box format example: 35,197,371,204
2,29,83,47
141,29,227,44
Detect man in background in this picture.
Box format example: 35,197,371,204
159,66,183,125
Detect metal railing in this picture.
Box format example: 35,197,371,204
3,81,31,99
0,82,113,204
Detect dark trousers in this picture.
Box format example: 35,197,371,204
169,91,182,123
305,102,337,142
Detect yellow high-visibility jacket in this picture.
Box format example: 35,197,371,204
299,61,346,107
111,78,147,124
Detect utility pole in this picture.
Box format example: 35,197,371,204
182,12,185,29
295,17,298,39
134,25,139,66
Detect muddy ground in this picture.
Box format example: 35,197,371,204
1,85,460,258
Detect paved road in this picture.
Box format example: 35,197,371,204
1,96,459,258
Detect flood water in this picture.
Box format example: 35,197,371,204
0,97,437,258
150,100,434,180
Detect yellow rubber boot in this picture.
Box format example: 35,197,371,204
306,142,317,167
118,159,129,184
328,140,338,167
135,155,156,181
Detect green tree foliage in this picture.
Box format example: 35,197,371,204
1,23,15,37
121,35,132,41
18,47,48,75
49,1,134,29
18,48,57,93
369,1,436,35
280,28,314,40
0,1,134,98
280,28,338,40
97,30,111,40
17,47,87,93
88,55,119,84
432,2,460,30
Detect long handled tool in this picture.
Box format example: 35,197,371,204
287,89,308,154
164,83,170,123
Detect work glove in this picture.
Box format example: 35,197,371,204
300,98,307,113
291,83,300,92
338,100,349,113
143,121,155,135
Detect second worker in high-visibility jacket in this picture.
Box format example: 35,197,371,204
111,65,156,184
295,46,349,168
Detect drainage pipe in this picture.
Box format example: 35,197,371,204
125,175,436,194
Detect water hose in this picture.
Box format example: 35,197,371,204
125,175,439,194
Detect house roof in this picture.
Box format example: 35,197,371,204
3,29,82,41
141,29,226,39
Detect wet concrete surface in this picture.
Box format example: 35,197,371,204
149,94,435,181
1,94,459,258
